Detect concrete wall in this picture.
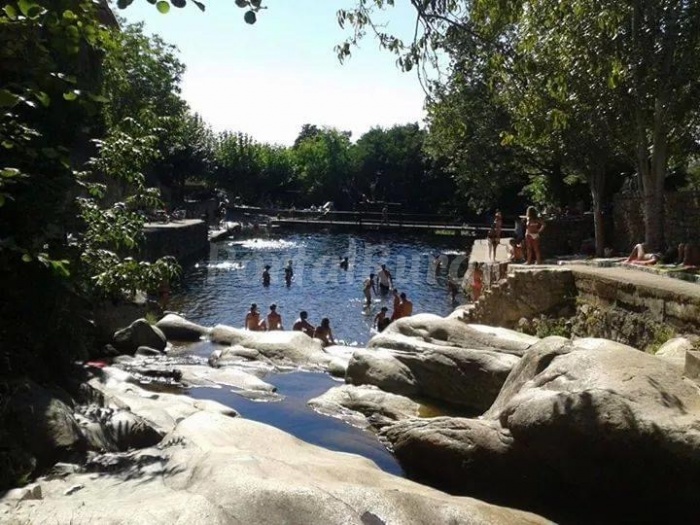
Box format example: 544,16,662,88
142,219,208,263
613,191,700,251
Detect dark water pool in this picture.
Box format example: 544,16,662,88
171,232,473,475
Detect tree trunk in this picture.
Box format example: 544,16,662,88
590,165,605,257
642,97,669,251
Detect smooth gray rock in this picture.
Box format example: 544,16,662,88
309,384,420,429
155,314,210,342
3,412,551,525
113,319,166,354
347,316,523,413
381,336,700,523
135,346,163,357
655,336,695,369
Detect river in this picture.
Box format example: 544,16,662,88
169,231,472,476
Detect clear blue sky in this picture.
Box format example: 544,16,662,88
120,0,427,146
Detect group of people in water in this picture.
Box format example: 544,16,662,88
244,303,336,347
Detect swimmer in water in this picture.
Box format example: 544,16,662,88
363,272,376,306
244,303,267,331
267,303,283,330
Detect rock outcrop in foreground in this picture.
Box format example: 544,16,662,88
2,399,549,525
379,336,700,524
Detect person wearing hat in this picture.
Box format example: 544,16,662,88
292,310,315,336
262,264,271,286
267,303,283,330
374,306,391,332
244,303,267,331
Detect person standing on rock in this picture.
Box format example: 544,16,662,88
363,273,376,306
525,206,545,264
267,304,283,330
292,311,315,336
245,304,267,331
487,210,503,261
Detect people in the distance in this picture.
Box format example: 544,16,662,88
471,263,484,301
390,289,402,321
398,292,413,318
363,272,376,306
374,306,391,332
447,277,459,303
507,238,524,263
245,303,267,331
433,254,442,274
284,259,293,286
377,264,393,294
487,210,503,261
313,317,335,347
525,206,545,264
677,243,700,267
267,304,283,330
292,310,315,336
624,243,662,266
262,264,271,286
340,256,349,270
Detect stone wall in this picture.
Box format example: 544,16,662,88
142,219,208,263
539,215,595,256
613,191,700,252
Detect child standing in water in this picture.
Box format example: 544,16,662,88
363,273,376,306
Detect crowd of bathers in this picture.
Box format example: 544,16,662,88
243,303,336,347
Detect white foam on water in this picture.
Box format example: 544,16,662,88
232,238,300,250
199,261,246,270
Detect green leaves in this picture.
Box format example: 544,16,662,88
244,10,256,24
156,1,170,14
0,89,19,108
17,0,45,19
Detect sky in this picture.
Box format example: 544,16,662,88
120,0,428,146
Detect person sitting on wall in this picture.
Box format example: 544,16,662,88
624,243,662,266
678,243,700,267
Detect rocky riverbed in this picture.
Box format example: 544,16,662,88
3,311,700,524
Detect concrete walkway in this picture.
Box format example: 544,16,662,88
468,238,700,300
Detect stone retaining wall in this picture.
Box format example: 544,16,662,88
613,191,700,252
465,267,700,340
142,219,208,263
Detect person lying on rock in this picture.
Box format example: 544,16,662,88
313,318,335,347
245,304,267,331
624,243,662,266
292,311,315,336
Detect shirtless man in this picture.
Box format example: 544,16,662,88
398,292,413,318
267,303,283,330
363,272,376,306
377,264,393,294
244,304,267,331
313,318,335,347
292,311,315,336
340,256,349,270
262,265,271,286
374,306,391,332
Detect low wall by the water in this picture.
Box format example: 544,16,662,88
142,219,208,263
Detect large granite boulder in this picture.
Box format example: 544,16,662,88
113,319,166,354
381,336,700,523
346,315,531,413
4,381,86,471
3,411,551,525
155,313,210,342
308,384,420,429
210,324,332,369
